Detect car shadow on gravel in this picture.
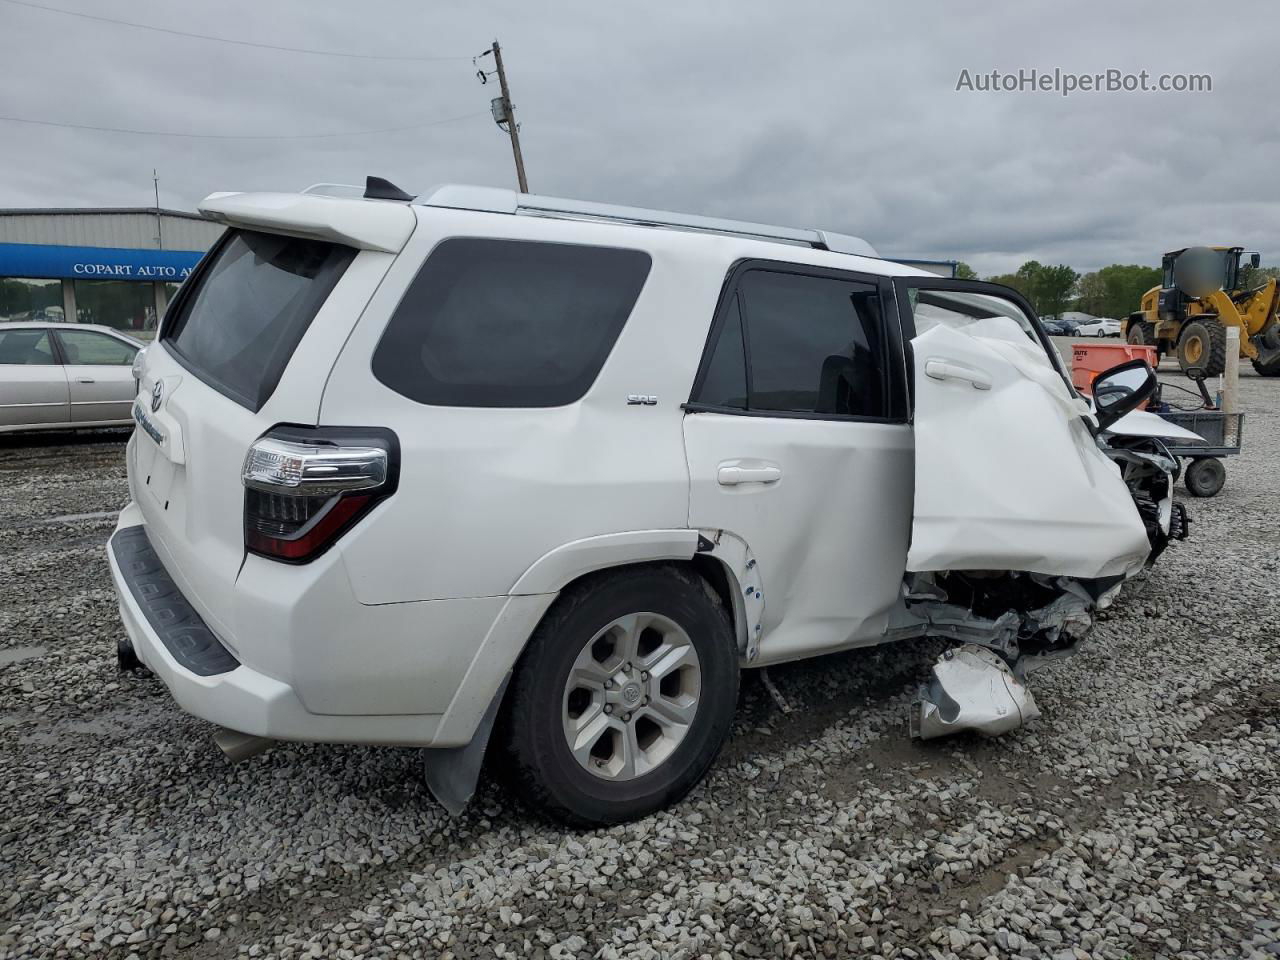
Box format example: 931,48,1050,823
0,429,132,450
721,636,946,761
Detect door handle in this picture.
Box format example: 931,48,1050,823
75,378,96,384
718,462,782,485
924,359,992,390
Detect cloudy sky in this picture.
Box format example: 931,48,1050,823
1,0,1277,275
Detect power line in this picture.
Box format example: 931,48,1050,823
0,0,472,61
0,111,487,140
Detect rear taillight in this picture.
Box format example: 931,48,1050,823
241,426,399,563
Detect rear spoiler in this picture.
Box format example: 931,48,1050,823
198,192,416,254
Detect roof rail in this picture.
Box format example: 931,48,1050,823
413,184,878,257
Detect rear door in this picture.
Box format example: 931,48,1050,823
51,328,139,423
683,262,914,665
133,225,397,642
895,278,1150,580
0,327,68,429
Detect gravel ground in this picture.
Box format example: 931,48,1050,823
1,372,1278,960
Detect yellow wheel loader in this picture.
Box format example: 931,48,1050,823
1123,246,1280,377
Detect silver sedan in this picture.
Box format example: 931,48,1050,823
0,322,143,433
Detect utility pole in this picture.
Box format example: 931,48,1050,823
479,40,528,193
152,169,163,250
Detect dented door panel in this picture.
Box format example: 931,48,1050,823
684,413,914,665
901,284,1152,580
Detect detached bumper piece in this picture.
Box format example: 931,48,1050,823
109,525,239,677
911,644,1041,740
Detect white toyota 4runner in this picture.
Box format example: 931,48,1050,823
109,178,1190,825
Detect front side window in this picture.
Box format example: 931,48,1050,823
905,286,1071,388
0,328,55,365
693,267,891,419
372,239,651,408
54,329,137,365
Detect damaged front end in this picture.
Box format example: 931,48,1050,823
898,284,1193,741
903,569,1123,739
911,644,1040,740
1101,432,1191,563
904,434,1189,742
904,569,1123,676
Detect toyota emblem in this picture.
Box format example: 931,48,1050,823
150,380,163,413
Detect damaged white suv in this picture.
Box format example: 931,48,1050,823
109,179,1190,825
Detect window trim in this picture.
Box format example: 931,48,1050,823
685,258,910,424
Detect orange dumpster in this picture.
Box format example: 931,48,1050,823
1071,343,1158,399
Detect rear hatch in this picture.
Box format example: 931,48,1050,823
131,192,414,649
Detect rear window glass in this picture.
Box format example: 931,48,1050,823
161,229,355,411
372,238,651,408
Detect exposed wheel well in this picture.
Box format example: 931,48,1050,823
529,557,745,664
491,557,747,764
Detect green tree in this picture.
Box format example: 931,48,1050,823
1015,260,1045,311
954,261,978,280
1094,264,1161,318
985,272,1024,296
983,261,1077,317
1036,264,1079,320
1075,271,1108,316
1238,264,1280,290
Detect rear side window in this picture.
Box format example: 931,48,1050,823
0,328,55,365
693,267,891,419
372,239,651,408
161,229,355,411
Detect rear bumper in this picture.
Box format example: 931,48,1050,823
107,502,557,747
107,503,445,745
110,523,240,677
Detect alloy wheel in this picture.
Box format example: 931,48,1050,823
561,612,702,781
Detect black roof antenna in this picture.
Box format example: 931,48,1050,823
364,176,416,202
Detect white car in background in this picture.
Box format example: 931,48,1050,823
0,322,143,432
107,179,1187,825
1076,317,1121,337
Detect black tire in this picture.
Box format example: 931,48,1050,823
505,565,738,826
1127,319,1157,347
1177,319,1227,378
1252,356,1280,377
1185,457,1226,498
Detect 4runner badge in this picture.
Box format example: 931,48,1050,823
626,394,658,405
150,380,164,413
